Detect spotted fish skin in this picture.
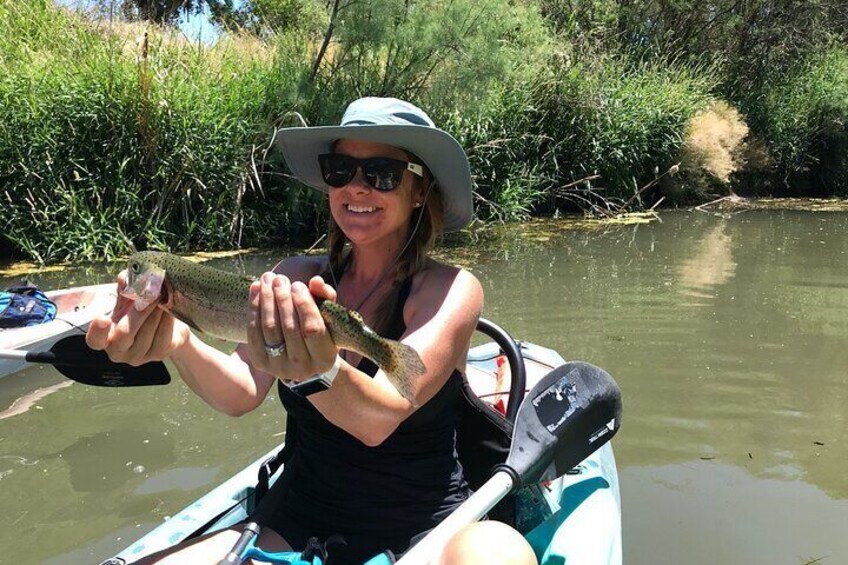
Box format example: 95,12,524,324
122,251,425,402
319,301,426,403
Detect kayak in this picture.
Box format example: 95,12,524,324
103,321,622,565
0,283,117,377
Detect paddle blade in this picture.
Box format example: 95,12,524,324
49,335,171,387
507,361,622,486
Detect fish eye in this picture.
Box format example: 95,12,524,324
130,261,140,274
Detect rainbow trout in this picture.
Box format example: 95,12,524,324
121,251,425,402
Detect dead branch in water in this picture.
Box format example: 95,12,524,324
552,165,679,217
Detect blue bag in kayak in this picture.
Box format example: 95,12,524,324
0,283,57,328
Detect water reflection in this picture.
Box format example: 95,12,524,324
622,461,848,564
0,380,72,421
677,220,737,300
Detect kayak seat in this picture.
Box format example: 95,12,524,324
454,372,515,525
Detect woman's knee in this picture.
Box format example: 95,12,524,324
437,521,537,565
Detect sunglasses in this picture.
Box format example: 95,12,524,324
318,153,424,191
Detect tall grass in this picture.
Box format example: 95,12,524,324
733,43,848,196
2,1,845,264
0,1,313,263
454,52,717,219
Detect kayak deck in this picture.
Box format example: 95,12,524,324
108,340,622,565
0,283,116,377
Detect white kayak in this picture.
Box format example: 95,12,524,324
0,283,116,377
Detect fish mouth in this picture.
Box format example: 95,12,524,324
119,286,138,300
123,269,168,310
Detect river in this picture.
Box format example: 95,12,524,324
1,210,846,564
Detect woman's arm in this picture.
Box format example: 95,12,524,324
169,336,275,417
86,272,278,418
289,265,483,446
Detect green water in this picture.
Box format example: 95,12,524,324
1,210,846,564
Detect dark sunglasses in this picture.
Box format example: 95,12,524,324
318,153,424,191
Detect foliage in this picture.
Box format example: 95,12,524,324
734,43,848,196
540,54,715,201
303,0,550,111
679,101,749,192
206,0,326,36
87,0,209,24
0,1,315,262
1,0,847,262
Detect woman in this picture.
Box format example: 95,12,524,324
87,97,536,565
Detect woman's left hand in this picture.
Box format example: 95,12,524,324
247,273,338,381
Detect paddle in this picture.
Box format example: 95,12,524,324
0,334,171,387
396,361,622,565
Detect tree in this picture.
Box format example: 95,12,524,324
205,0,326,36
116,0,207,24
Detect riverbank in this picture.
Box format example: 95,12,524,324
4,198,847,278
2,2,845,265
701,196,848,213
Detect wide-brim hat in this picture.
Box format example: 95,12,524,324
274,97,473,233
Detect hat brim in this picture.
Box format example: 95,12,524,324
274,124,473,233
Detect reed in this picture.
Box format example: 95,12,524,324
2,1,845,264
733,43,848,196
0,1,313,263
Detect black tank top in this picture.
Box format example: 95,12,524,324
269,277,470,563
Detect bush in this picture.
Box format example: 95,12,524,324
0,1,314,262
733,43,848,196
461,51,717,216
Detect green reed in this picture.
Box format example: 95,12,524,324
450,51,717,220
0,1,315,263
733,43,848,196
3,1,845,264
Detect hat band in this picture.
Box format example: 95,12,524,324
342,113,432,128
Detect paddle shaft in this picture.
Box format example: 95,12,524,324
396,472,515,564
0,348,105,367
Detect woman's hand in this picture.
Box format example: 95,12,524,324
85,270,192,366
246,273,338,381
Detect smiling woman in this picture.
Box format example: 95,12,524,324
86,97,535,564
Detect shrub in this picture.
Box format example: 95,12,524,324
734,43,848,196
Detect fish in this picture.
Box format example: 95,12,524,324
120,251,425,403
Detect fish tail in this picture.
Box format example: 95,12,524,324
378,340,426,406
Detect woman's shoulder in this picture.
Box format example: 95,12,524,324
418,258,479,282
273,254,329,282
410,259,483,305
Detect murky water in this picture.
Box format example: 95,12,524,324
1,210,847,564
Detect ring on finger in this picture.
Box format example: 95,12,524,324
264,342,286,358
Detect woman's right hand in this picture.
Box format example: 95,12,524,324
85,270,192,366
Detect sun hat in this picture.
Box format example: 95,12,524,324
274,97,473,233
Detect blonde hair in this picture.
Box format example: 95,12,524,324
327,164,444,335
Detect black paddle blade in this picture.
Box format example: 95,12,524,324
43,335,172,387
505,361,622,487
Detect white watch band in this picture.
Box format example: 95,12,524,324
322,355,342,384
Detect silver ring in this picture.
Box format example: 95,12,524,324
264,342,286,358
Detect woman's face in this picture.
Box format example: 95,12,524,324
328,138,424,248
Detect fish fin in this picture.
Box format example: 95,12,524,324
381,340,427,407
